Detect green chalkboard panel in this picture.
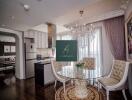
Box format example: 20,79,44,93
56,40,77,61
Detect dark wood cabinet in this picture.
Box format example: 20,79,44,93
0,42,4,56
128,63,132,96
34,63,44,87
34,62,55,87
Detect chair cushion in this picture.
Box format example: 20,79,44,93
83,58,95,70
98,77,119,86
110,60,126,81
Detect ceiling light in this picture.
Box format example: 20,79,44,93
64,10,95,35
24,4,30,11
16,0,30,11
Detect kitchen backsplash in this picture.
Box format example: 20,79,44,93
36,48,53,57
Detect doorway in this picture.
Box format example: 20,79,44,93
0,34,16,82
0,28,25,80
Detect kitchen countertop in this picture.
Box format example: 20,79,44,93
36,61,51,65
35,56,55,65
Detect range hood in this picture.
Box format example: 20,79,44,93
47,23,56,48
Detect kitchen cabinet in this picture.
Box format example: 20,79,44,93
24,31,34,38
24,32,29,37
128,63,132,96
44,63,55,84
26,59,36,78
34,32,38,49
38,32,41,48
34,62,55,87
34,32,48,48
28,31,34,38
0,42,4,56
41,33,48,48
24,30,48,48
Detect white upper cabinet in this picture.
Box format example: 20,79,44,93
41,33,48,48
24,30,48,48
28,31,34,38
38,32,41,48
24,31,29,38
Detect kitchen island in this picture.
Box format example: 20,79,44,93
34,61,55,87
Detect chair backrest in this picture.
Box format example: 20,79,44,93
51,60,64,80
51,60,62,72
83,57,95,70
110,60,129,82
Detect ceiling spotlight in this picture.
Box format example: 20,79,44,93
24,4,30,11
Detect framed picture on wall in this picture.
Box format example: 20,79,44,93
4,45,10,53
56,40,77,61
11,46,16,53
125,12,132,61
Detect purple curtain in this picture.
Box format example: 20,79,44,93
103,16,126,60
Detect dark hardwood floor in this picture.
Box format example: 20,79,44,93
0,74,132,100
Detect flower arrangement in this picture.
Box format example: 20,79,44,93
76,62,84,68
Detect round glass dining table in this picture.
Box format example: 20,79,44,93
57,65,101,99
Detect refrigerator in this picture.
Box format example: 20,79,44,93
25,38,36,79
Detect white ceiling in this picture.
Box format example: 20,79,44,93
0,0,124,31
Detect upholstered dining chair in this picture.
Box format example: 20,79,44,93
83,57,95,69
98,60,129,100
83,57,95,85
51,60,70,93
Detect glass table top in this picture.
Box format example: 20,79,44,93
57,65,102,80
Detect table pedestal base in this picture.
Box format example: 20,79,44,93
74,79,88,99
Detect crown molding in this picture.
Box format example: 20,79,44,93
65,9,125,26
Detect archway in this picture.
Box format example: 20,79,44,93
0,28,25,79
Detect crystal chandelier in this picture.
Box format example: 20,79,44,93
64,10,95,34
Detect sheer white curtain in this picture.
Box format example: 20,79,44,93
77,28,102,76
57,28,102,76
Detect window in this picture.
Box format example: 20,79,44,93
56,28,102,76
57,34,73,40
78,28,102,76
